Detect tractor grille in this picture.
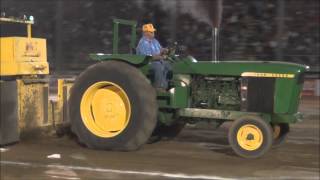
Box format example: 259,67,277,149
242,77,275,113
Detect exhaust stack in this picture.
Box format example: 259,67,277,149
212,27,219,62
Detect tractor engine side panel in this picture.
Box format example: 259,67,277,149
190,76,241,111
190,76,276,114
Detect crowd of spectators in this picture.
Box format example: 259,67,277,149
1,0,319,71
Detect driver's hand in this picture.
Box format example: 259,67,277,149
161,54,168,59
160,48,169,55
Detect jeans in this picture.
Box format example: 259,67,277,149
150,60,171,89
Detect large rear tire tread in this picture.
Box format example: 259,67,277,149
69,61,157,151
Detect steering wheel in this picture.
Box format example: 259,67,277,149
168,42,177,56
165,42,178,63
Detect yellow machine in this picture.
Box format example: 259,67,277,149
0,15,72,145
0,17,49,76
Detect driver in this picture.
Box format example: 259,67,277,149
136,23,171,91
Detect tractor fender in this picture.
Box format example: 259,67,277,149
89,53,151,66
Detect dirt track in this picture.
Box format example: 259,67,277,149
1,97,319,179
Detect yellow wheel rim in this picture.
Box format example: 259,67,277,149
237,124,263,151
80,81,131,138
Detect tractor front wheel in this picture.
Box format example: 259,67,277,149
69,61,158,151
228,116,273,158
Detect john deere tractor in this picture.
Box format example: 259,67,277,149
68,19,308,158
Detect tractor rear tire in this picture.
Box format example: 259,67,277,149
228,116,273,158
272,123,289,148
69,61,158,151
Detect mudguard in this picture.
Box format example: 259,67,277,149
89,53,151,66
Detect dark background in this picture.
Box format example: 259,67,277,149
1,0,319,73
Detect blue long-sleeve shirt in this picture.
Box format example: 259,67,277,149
136,36,162,56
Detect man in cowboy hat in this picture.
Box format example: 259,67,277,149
136,23,170,91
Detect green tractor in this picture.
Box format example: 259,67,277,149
68,19,308,158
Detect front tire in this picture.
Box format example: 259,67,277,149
228,116,273,158
69,61,158,151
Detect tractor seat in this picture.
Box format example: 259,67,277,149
132,48,136,54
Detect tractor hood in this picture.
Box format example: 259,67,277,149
173,56,309,78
